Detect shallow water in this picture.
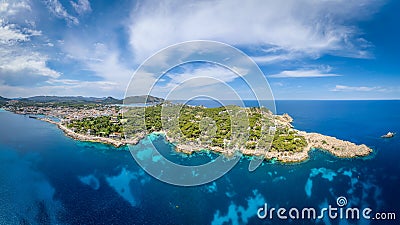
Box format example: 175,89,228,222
0,100,399,224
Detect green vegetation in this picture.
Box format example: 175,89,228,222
0,96,9,106
271,127,307,152
66,103,308,152
67,115,123,137
124,95,164,104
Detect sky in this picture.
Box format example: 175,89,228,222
0,0,399,100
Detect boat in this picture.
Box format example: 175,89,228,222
381,132,395,138
28,115,38,119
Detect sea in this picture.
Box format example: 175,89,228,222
0,100,399,225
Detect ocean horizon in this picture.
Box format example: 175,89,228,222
1,100,399,224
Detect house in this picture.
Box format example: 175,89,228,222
268,126,277,135
109,132,122,138
110,116,119,123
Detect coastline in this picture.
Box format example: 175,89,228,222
264,131,372,163
38,118,135,148
36,115,372,163
148,125,372,163
172,131,372,163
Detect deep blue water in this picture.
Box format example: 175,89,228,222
0,101,399,225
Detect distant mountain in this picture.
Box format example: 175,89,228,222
0,96,10,106
124,95,164,104
0,96,10,101
5,95,164,105
18,96,123,105
101,97,123,104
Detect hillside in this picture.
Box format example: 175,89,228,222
1,95,164,106
123,95,164,104
0,96,10,106
18,96,122,104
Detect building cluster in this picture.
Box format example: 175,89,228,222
5,105,122,122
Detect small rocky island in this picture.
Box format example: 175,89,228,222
2,96,372,163
381,132,395,138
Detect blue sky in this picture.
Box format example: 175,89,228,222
0,0,399,99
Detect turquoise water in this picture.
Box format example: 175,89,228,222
0,101,399,224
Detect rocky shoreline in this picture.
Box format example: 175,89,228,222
171,129,372,163
39,118,139,148
38,117,372,163
265,131,372,163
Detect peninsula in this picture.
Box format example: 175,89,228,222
1,95,372,163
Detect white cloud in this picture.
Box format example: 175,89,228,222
124,65,242,99
164,64,245,89
0,20,41,44
141,64,262,100
0,20,59,85
44,0,79,25
70,0,91,15
128,0,382,63
251,53,297,64
331,85,385,92
1,55,59,78
62,40,134,86
269,66,340,78
0,0,31,16
0,23,28,43
0,48,61,81
0,79,121,98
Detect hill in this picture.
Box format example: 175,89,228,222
18,96,123,105
3,95,164,106
0,96,10,106
123,95,164,104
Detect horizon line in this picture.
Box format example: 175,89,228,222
1,95,399,101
